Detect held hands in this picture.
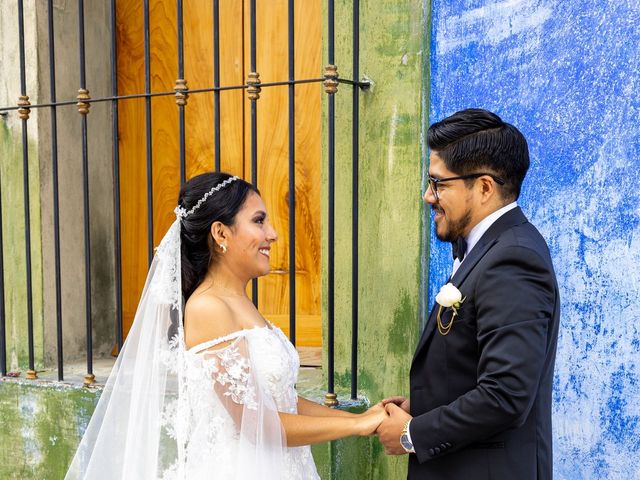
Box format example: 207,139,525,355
376,399,412,455
355,402,389,436
381,396,410,413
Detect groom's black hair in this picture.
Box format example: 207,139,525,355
178,172,259,302
427,108,530,201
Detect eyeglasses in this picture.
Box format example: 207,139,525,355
427,173,505,200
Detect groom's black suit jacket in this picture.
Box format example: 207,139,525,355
408,207,559,480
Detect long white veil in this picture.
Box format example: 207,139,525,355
65,219,286,479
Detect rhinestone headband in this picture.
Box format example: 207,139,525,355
174,175,240,219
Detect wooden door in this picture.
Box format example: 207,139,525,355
116,0,322,346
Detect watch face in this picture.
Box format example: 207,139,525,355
400,434,413,451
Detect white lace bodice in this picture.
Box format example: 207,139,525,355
160,324,319,479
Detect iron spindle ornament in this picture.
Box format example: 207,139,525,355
174,79,189,106
77,89,91,115
17,95,31,120
247,72,261,101
323,65,339,94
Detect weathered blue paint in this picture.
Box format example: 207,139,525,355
428,1,640,478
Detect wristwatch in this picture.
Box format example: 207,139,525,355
400,420,415,453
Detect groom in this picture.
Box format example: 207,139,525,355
377,109,560,479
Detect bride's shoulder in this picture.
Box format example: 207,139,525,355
184,294,239,349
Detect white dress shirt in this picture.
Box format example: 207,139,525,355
450,202,518,277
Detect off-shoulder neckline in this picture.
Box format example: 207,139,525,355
187,322,275,354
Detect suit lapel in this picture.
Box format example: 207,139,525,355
412,207,528,363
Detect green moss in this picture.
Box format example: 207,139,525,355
388,291,418,355
0,381,100,480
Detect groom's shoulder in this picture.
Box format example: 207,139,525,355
491,219,554,272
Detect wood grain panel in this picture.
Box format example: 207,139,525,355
249,0,322,346
150,0,180,247
117,0,148,339
292,0,322,334
117,0,321,347
183,0,215,180
183,1,246,178
219,0,246,176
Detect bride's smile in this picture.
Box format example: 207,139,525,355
212,191,278,280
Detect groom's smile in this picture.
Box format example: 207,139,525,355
424,152,475,243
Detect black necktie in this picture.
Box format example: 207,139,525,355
452,237,467,262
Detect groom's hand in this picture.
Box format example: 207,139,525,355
377,403,412,455
380,396,410,413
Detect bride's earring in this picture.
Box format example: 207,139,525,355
219,243,228,253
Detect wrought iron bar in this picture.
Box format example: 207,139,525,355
0,79,335,113
18,0,36,380
47,0,64,381
213,0,221,171
288,0,296,345
111,0,123,351
336,78,370,88
324,0,337,407
177,0,186,186
249,0,258,308
78,0,94,386
351,0,360,400
143,0,154,266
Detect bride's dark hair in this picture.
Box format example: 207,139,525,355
177,172,258,301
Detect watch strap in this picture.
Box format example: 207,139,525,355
401,419,415,453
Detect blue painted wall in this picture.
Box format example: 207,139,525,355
428,1,640,478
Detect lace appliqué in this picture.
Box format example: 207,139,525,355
151,220,182,310
208,343,259,410
158,327,320,480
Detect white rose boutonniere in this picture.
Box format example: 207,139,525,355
435,282,465,335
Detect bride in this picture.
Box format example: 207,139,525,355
65,172,386,479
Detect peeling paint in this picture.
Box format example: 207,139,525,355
430,1,640,478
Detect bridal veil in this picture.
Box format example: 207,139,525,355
65,219,286,479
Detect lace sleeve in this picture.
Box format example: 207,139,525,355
201,336,259,411
172,335,286,479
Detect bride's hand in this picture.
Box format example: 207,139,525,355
355,403,388,436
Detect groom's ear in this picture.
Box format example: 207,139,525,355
478,175,498,203
210,221,229,245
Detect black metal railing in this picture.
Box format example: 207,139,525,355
110,0,124,354
288,0,296,347
78,0,95,386
0,0,367,403
249,0,259,307
17,0,37,381
49,0,65,381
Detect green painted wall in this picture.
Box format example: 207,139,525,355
0,381,98,480
321,1,427,478
0,121,44,372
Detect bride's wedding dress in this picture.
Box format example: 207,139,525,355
160,324,320,479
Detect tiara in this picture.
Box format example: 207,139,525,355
174,175,240,219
